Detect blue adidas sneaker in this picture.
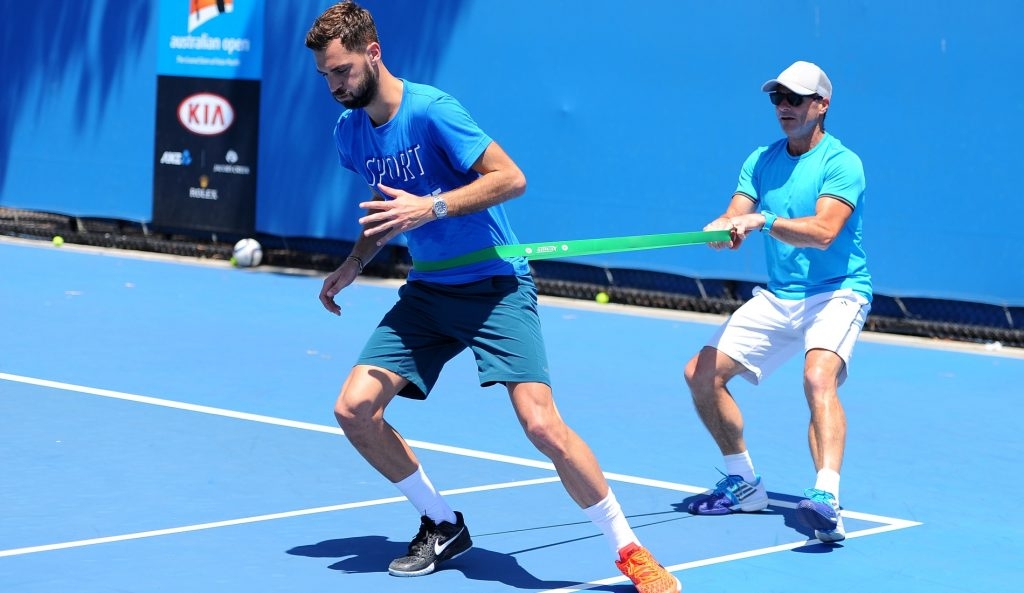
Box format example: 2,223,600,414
797,488,846,543
687,472,768,515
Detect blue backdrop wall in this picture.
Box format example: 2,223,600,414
2,0,1021,306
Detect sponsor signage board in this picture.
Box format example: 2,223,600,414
153,1,263,234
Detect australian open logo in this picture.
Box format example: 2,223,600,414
167,0,251,63
189,0,234,33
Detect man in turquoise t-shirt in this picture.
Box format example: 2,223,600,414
683,61,871,545
305,3,678,592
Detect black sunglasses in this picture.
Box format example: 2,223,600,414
768,91,820,107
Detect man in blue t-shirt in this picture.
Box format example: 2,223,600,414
304,3,678,591
683,61,871,545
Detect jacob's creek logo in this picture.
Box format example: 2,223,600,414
178,93,234,135
213,149,251,175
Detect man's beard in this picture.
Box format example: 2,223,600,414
336,65,378,109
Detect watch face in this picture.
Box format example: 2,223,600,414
433,198,448,218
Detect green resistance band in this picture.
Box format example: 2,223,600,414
414,229,732,272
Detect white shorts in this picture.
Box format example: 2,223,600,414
708,287,871,386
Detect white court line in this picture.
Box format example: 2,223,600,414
0,372,709,483
538,507,923,593
539,519,923,593
0,477,562,558
0,372,922,569
0,372,556,470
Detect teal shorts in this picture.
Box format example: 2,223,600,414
357,274,551,399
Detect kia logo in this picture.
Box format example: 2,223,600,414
177,92,235,136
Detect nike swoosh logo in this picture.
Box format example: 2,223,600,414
434,527,464,555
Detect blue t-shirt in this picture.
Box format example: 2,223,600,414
736,133,872,302
333,80,529,284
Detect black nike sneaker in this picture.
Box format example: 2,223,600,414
388,511,473,577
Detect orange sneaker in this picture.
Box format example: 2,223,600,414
615,542,681,593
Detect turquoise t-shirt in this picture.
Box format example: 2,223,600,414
736,133,872,302
333,80,529,284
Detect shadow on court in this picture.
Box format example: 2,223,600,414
768,491,846,553
287,534,639,591
673,490,841,550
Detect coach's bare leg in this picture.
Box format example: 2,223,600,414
803,349,847,473
508,381,607,507
334,365,419,481
684,346,750,455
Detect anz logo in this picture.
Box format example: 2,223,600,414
159,149,193,166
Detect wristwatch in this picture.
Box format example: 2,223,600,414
431,195,449,219
761,210,777,234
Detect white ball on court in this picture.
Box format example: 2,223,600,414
232,238,263,267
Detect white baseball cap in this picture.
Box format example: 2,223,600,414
761,61,832,98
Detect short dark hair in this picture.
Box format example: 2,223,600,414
305,1,378,52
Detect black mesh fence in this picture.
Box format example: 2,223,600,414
3,206,1021,348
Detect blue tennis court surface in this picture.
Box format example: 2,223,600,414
2,238,1022,592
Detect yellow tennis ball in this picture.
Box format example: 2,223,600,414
595,291,610,304
52,235,64,247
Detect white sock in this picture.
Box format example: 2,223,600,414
393,465,457,525
814,468,841,503
582,490,639,558
724,451,757,483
